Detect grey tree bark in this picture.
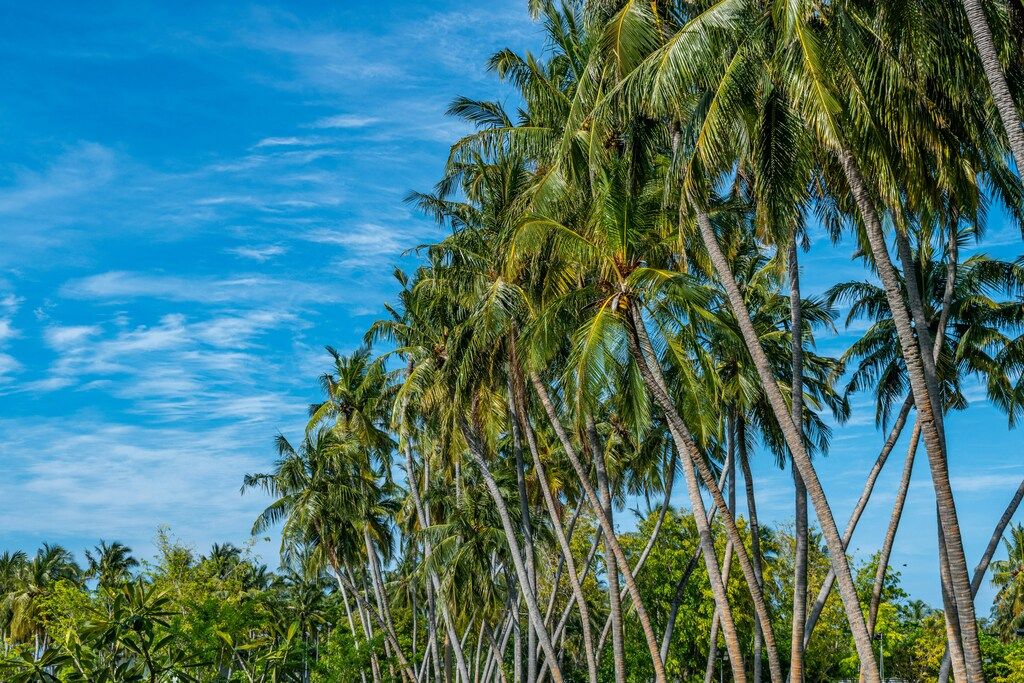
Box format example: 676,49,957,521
961,0,1024,174
460,417,565,683
697,209,879,681
530,373,669,683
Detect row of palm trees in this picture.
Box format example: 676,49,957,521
253,0,1024,680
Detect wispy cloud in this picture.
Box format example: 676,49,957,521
61,271,337,305
227,245,288,261
309,114,379,129
0,142,117,214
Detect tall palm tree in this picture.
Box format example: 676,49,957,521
84,541,138,591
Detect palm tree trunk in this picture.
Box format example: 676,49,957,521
840,151,982,680
938,477,1024,682
803,395,914,646
347,560,417,683
705,419,738,683
938,517,970,682
460,417,566,683
594,448,678,659
703,538,735,683
696,209,879,681
788,235,808,683
627,301,783,683
592,432,626,683
622,320,748,682
739,428,764,683
400,439,473,683
506,372,538,683
960,0,1024,174
868,420,920,636
513,381,600,683
661,455,732,663
529,373,669,683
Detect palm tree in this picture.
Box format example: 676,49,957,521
5,544,79,659
84,541,138,591
992,523,1024,639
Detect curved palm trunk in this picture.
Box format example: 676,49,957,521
529,374,669,683
960,0,1024,175
868,421,920,635
513,383,600,683
803,395,914,646
595,448,677,659
401,440,472,683
705,422,737,683
697,210,880,681
661,452,732,664
938,518,970,682
739,433,765,683
703,538,735,683
506,377,538,683
364,529,411,682
938,478,1024,682
788,236,808,683
840,152,982,680
593,437,626,683
627,304,787,682
342,565,416,683
460,417,565,683
624,310,764,683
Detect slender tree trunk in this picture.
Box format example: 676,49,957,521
789,234,808,683
868,421,920,636
938,478,1024,681
696,209,879,681
840,152,982,680
705,420,738,683
595,448,677,659
961,0,1024,174
661,455,732,663
529,374,669,683
592,432,626,683
740,430,765,683
507,372,538,683
622,321,748,682
460,417,565,683
513,380,600,683
804,395,914,646
401,438,472,683
938,518,970,683
364,528,414,683
628,301,783,683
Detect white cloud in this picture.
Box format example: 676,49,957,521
44,324,102,350
254,136,323,148
309,114,379,129
0,143,117,214
0,417,283,550
61,271,337,305
227,245,288,261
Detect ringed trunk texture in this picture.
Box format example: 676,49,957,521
696,209,880,681
627,305,786,682
960,0,1024,175
938,478,1024,682
839,152,982,680
804,395,914,646
513,381,600,683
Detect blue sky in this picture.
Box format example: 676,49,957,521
0,1,1020,612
